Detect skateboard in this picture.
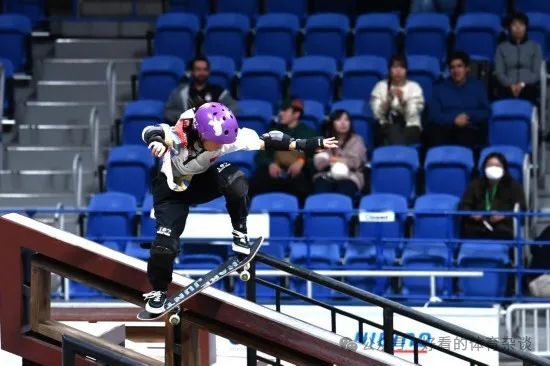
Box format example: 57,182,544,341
137,237,263,324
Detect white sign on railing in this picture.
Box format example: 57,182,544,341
359,211,396,222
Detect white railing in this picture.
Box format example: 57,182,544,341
506,303,550,357
89,106,100,168
106,61,117,126
72,154,83,208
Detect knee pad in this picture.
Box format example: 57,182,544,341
151,235,179,259
216,163,248,199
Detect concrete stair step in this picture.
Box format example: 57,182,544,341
0,170,96,193
42,58,141,81
0,193,77,208
25,101,125,125
17,124,112,147
50,21,154,38
55,38,148,59
37,81,132,102
79,0,162,17
5,146,109,170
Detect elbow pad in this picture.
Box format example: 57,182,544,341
260,130,294,150
142,125,166,145
295,137,325,152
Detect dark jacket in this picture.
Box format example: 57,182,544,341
494,37,542,87
430,77,490,126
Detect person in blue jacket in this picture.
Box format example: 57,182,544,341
426,51,490,149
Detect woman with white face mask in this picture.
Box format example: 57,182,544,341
459,153,526,239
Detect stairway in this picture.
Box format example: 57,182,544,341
0,33,149,208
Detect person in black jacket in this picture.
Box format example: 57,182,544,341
459,152,526,239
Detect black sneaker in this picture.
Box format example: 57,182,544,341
143,290,167,314
232,230,251,256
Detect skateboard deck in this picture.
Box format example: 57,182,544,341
137,236,263,321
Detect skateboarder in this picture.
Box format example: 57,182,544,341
141,101,337,313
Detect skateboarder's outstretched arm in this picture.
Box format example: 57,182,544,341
258,130,338,152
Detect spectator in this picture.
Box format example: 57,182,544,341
410,0,457,14
313,110,367,200
494,12,542,104
459,152,526,240
164,56,236,123
427,51,490,148
249,99,317,203
371,54,424,146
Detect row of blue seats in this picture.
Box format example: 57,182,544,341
168,0,550,19
103,143,528,205
152,11,550,66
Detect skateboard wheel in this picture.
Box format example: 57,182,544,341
169,314,180,326
244,263,250,271
240,270,250,282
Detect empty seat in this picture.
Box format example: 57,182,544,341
405,13,450,63
217,0,259,19
208,55,235,90
463,0,507,15
122,100,165,145
479,145,526,184
0,14,31,72
255,14,300,65
204,13,250,66
154,13,200,64
424,146,474,198
354,13,400,62
0,58,14,116
239,56,286,106
489,100,535,154
4,0,45,27
458,242,510,297
516,0,550,14
236,99,272,134
86,192,137,250
371,146,419,202
218,151,257,177
138,56,185,102
140,193,155,237
342,56,387,100
331,99,374,149
191,196,227,212
264,0,308,19
527,12,550,58
304,13,350,62
455,13,502,61
290,56,337,106
407,55,440,101
168,0,210,18
106,145,155,204
302,99,325,131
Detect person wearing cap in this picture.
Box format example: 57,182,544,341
250,98,317,204
494,12,542,104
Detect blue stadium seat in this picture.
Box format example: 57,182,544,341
87,192,137,250
355,13,400,62
176,252,225,289
455,13,502,61
154,13,200,65
106,145,155,204
265,0,307,18
342,56,387,100
0,58,14,116
405,13,450,63
125,241,150,260
236,99,273,134
302,100,325,131
489,100,534,154
240,56,286,106
424,146,474,198
140,193,155,236
331,99,374,150
4,0,45,27
68,280,110,299
371,146,419,202
208,55,235,90
0,14,31,72
217,0,259,19
290,56,337,106
458,242,510,297
479,145,526,184
191,196,227,212
218,151,257,178
138,56,185,102
312,0,356,17
250,192,299,257
304,14,350,62
407,55,440,102
122,100,165,144
255,14,300,65
463,0,507,14
168,0,210,18
527,12,550,58
401,194,460,296
516,0,550,14
204,13,250,66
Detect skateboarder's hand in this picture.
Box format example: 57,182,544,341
148,141,167,157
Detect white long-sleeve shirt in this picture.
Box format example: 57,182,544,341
370,79,425,128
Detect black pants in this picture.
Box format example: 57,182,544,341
313,176,358,200
249,167,311,205
148,162,249,291
376,123,421,146
497,83,539,105
424,124,486,150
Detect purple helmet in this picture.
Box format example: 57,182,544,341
193,102,239,144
